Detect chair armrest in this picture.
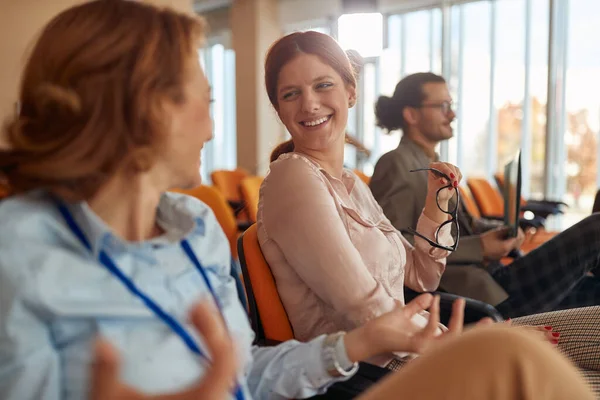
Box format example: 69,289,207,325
437,292,504,324
522,202,563,217
237,221,253,231
519,217,545,230
481,214,503,221
257,338,283,347
526,199,568,208
404,287,504,325
480,215,545,230
228,200,247,216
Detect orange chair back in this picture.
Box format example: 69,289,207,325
170,185,238,258
211,168,249,203
238,224,293,343
466,177,504,217
458,186,481,219
494,173,505,192
0,182,10,201
353,169,371,186
239,176,263,223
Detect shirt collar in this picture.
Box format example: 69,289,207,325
63,193,200,258
398,136,439,163
289,152,356,194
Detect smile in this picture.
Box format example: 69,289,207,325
300,115,332,127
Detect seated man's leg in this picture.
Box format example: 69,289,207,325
357,325,595,400
492,214,600,318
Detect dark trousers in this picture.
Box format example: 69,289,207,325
308,363,390,400
494,213,600,318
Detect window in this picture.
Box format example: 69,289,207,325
449,1,491,177
561,0,600,226
287,0,600,226
377,9,443,161
525,0,550,199
495,0,526,176
200,43,237,183
338,13,383,58
360,62,379,174
404,9,441,75
284,20,331,36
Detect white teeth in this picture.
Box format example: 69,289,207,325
303,116,329,127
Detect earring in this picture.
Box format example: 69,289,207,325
349,98,356,108
131,147,155,173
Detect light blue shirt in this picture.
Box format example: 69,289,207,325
0,191,352,400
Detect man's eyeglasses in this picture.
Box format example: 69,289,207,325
405,168,460,252
416,101,455,115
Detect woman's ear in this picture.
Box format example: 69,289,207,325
347,86,357,108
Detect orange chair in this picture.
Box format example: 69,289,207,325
211,168,249,215
458,186,482,219
466,177,505,218
239,176,263,224
495,173,566,219
238,224,293,343
353,169,371,186
463,181,554,256
170,185,238,258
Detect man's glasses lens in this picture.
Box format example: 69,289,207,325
441,101,453,114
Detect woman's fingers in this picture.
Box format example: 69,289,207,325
531,325,560,345
475,317,495,327
430,162,462,185
90,339,141,400
410,295,441,354
90,339,121,400
186,302,239,399
422,295,441,338
90,303,239,400
401,293,434,319
446,298,465,334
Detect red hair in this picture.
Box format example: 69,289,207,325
264,31,357,162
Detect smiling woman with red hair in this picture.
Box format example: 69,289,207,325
257,29,599,397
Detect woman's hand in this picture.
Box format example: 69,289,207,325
424,162,462,224
90,301,238,400
344,294,468,362
503,319,561,346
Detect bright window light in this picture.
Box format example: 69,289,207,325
337,13,383,58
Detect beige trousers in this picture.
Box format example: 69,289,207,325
358,325,594,400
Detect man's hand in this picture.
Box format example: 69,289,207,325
480,227,524,261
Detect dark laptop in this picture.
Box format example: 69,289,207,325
503,150,522,238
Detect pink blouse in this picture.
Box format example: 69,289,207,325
257,153,451,343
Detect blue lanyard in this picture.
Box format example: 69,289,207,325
56,203,244,400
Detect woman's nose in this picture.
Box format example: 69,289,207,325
301,91,320,113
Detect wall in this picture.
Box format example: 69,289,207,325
231,0,283,175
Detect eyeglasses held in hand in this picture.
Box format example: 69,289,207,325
405,168,460,252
